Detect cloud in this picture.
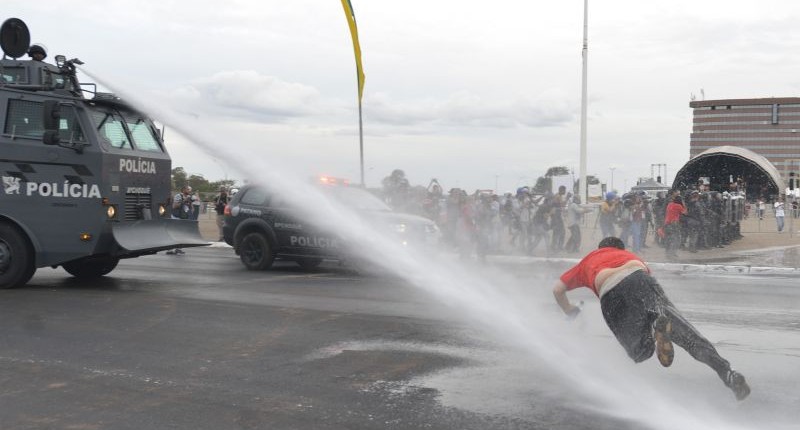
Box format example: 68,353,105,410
365,91,576,129
169,70,323,121
166,69,576,134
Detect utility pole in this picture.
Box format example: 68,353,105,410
610,167,616,191
578,0,589,203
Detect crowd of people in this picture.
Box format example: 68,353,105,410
385,176,763,261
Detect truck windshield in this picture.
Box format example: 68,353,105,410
327,187,391,211
89,109,163,152
122,114,162,152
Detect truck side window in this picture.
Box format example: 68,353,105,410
4,99,43,138
4,100,86,142
240,188,270,206
57,107,86,142
1,67,27,84
90,110,131,149
267,193,291,208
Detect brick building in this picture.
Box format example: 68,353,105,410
690,97,800,186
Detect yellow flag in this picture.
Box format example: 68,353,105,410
340,0,365,104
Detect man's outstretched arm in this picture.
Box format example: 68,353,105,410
553,280,580,317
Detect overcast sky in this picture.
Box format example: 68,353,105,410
6,0,800,193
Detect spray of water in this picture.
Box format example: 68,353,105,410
80,68,772,430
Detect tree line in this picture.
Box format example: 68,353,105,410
171,167,237,198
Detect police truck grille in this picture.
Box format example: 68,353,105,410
124,193,152,220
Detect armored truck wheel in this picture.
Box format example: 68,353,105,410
62,257,120,278
0,223,36,289
239,232,275,270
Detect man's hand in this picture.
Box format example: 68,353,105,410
565,300,584,320
553,281,585,321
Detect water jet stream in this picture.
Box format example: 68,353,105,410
79,68,772,430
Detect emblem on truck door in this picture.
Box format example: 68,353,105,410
2,176,21,194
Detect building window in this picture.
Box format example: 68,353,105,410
772,104,779,125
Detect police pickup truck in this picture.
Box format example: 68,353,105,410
223,179,440,270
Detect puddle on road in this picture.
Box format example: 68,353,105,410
712,246,800,268
303,337,800,429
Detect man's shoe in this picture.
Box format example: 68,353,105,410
654,315,674,367
166,250,176,255
176,249,186,255
725,370,751,401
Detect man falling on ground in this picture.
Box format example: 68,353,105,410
552,236,750,401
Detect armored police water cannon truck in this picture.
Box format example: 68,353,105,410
0,18,207,288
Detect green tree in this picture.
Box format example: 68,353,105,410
172,167,237,199
171,167,187,190
545,166,570,177
187,174,210,192
209,179,237,192
532,166,570,194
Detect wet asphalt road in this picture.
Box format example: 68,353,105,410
1,247,799,430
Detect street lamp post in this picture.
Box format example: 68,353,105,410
578,0,589,203
610,167,616,191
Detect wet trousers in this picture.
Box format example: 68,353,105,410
216,214,225,241
599,219,616,239
551,218,565,251
664,222,681,256
565,225,581,252
600,271,731,382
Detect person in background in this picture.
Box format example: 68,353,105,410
599,192,618,239
552,236,750,401
27,44,47,61
629,194,645,253
516,193,533,252
456,191,475,260
652,192,667,248
681,191,702,253
529,198,552,255
639,193,653,249
550,186,568,252
564,195,592,253
474,194,494,262
167,185,193,255
774,197,785,233
191,191,202,220
663,194,686,259
213,186,229,241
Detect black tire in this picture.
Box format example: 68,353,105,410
62,257,120,278
296,257,323,269
0,223,36,289
239,232,275,270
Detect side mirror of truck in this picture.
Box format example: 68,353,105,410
42,100,61,145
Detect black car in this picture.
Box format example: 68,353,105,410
223,183,440,270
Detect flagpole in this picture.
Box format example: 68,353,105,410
359,99,364,186
340,0,366,187
578,0,589,203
